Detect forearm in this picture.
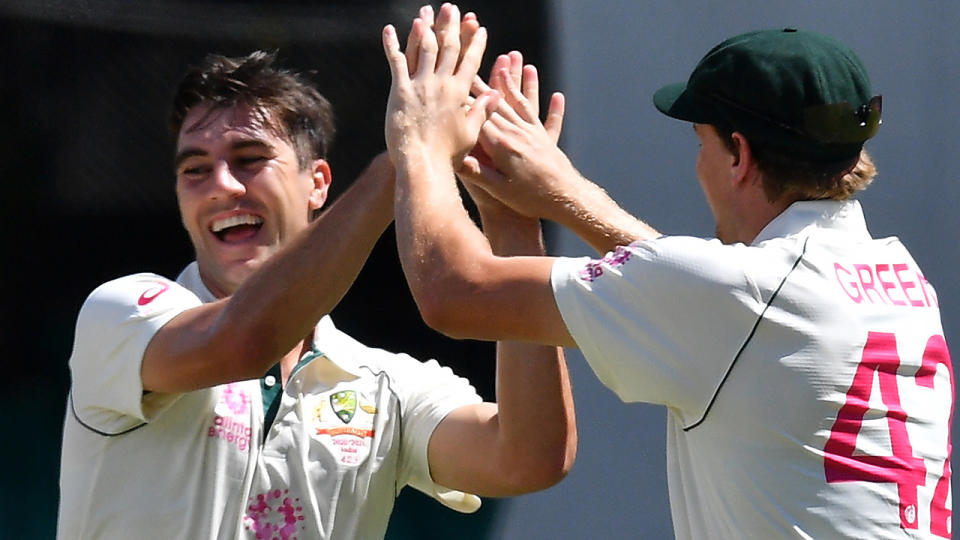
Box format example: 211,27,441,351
549,164,660,254
394,151,497,326
487,216,577,492
147,155,395,391
227,155,395,356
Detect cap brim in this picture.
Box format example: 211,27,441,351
653,82,714,124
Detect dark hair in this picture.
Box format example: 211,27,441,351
169,50,335,169
715,125,875,202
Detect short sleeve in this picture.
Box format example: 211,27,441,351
69,273,203,433
391,355,483,512
551,238,764,420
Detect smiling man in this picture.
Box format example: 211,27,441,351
57,49,575,539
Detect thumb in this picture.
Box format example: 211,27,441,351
465,89,500,138
459,155,482,179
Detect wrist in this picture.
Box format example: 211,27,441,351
483,218,545,256
393,146,456,184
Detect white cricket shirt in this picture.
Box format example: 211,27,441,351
552,200,953,539
58,262,481,540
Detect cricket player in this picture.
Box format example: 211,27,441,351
383,4,952,538
57,49,575,539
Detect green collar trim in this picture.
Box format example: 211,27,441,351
262,345,324,437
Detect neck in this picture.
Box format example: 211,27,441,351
281,329,315,387
722,194,796,245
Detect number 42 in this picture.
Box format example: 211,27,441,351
824,332,952,537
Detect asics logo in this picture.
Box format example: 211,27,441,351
138,282,170,306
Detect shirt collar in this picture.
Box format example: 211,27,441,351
175,261,366,378
751,199,871,245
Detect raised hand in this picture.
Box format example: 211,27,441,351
457,50,575,224
383,3,499,171
457,52,554,249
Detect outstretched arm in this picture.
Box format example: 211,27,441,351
384,4,574,346
385,4,576,496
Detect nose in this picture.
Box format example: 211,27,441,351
210,160,246,199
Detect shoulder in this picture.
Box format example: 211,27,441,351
318,324,477,403
80,273,201,318
74,273,203,355
555,236,765,290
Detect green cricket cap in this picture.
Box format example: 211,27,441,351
653,28,881,162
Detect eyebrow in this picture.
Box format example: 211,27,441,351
173,140,274,170
173,148,207,170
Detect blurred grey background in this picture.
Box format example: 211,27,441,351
1,1,956,538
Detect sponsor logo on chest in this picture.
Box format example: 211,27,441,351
208,382,253,452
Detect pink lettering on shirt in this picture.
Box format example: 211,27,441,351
834,261,933,308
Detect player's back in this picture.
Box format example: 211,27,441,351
673,223,952,539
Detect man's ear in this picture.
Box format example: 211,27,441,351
729,131,757,186
309,159,332,211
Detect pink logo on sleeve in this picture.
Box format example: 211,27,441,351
244,489,305,539
579,245,634,282
137,281,170,306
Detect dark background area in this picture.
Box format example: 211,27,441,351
0,1,551,538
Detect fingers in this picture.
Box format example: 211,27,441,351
460,11,477,58
420,4,436,27
543,92,566,143
508,51,523,91
521,64,540,117
465,89,501,141
382,25,409,86
434,3,462,75
404,7,430,75
459,154,483,179
472,74,493,96
455,22,486,87
415,17,440,78
487,54,511,92
495,66,539,124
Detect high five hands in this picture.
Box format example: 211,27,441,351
382,4,499,173
383,3,577,224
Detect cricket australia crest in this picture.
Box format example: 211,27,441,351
330,390,357,424
313,388,378,467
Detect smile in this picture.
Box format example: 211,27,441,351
210,213,264,242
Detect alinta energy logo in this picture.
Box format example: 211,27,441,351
208,383,252,451
244,489,305,540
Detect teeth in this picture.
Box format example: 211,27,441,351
211,214,263,233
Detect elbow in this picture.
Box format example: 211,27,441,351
413,278,485,341
543,434,579,488
417,298,471,340
500,433,578,494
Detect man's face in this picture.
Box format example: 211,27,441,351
693,123,736,242
175,103,330,297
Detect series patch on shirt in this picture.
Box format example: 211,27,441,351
310,388,378,466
